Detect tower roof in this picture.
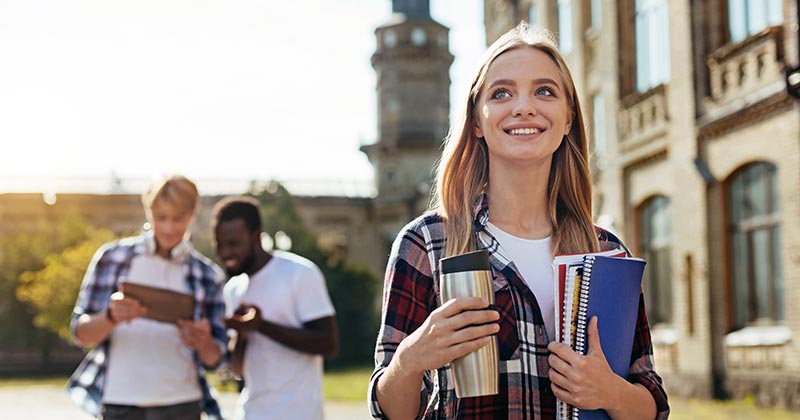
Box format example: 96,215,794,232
392,0,430,20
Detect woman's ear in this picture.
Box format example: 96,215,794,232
473,120,484,139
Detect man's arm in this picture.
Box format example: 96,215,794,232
226,305,338,358
228,333,247,378
257,315,339,357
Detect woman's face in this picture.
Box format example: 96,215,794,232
473,47,573,168
150,201,194,253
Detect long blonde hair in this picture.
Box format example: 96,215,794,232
432,22,599,257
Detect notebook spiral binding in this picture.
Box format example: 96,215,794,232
570,255,596,420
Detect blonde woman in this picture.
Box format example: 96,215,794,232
369,23,669,420
68,175,227,420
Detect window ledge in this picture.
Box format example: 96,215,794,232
724,325,791,347
651,325,678,345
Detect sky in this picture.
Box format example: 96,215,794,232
0,0,486,195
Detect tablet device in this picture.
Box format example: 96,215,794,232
121,281,195,324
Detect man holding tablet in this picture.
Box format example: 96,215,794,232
67,174,227,420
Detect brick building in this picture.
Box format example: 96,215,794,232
484,0,800,408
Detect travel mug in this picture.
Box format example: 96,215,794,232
439,250,499,398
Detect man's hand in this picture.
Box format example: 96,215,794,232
224,304,262,338
178,318,222,367
177,318,214,350
107,284,147,324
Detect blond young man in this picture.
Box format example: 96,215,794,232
68,175,227,420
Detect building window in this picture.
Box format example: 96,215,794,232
639,195,672,326
634,0,670,92
727,162,783,329
728,0,783,42
591,93,606,162
589,0,602,29
411,27,427,46
557,0,573,53
528,2,538,28
383,29,397,48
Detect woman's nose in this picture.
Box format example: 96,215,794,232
512,96,537,117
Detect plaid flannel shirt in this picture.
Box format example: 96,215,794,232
369,194,670,419
66,235,228,420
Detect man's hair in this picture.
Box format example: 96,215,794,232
141,174,199,220
211,196,263,233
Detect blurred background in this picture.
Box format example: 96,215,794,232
0,0,799,418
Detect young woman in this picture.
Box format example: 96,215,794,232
369,23,669,420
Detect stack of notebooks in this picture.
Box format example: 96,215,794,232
552,249,646,420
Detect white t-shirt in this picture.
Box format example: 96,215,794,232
103,254,201,406
223,251,336,420
486,222,556,342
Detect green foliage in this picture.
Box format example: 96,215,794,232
0,209,116,351
249,181,380,368
16,228,116,340
322,366,374,401
0,209,93,351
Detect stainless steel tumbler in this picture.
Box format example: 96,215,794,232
439,250,499,398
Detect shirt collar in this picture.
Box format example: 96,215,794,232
142,231,193,264
472,192,490,231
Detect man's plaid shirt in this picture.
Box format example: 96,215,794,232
66,235,228,420
369,195,670,419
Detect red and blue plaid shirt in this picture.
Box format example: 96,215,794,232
369,194,670,419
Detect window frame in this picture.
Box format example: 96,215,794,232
725,162,783,330
638,195,673,326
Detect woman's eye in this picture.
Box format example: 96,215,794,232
536,86,555,96
490,88,511,100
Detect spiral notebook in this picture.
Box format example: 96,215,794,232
553,253,645,420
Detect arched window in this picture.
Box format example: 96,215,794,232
639,195,672,325
727,162,783,329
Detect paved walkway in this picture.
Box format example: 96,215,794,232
0,384,371,419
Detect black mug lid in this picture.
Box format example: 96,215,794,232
439,250,491,274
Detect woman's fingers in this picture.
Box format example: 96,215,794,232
436,297,493,319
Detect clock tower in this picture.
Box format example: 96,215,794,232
362,0,453,209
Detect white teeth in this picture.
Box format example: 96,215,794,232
509,128,540,135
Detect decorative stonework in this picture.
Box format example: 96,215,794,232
705,26,784,108
618,84,669,150
724,325,791,369
725,345,787,369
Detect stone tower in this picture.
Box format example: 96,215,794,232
362,0,453,209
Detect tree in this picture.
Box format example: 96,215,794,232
16,228,115,341
0,209,112,367
249,181,380,368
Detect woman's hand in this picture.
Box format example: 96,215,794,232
547,316,624,410
394,296,500,375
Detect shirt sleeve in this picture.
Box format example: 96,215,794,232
203,264,229,357
628,293,671,419
294,260,336,323
368,223,437,419
69,242,117,345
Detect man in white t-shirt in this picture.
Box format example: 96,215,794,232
211,196,338,420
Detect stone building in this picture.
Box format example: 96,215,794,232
484,0,800,409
